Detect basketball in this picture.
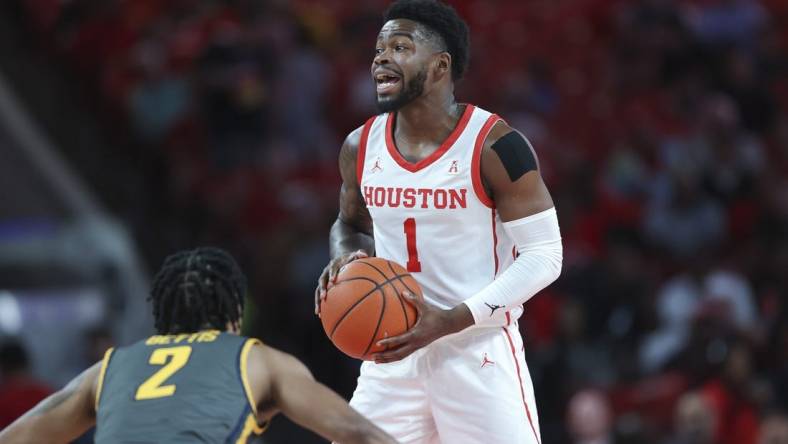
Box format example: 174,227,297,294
320,257,421,360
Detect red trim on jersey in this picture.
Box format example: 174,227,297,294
471,114,501,208
385,104,475,173
506,311,511,326
503,327,541,444
356,116,376,184
491,209,499,276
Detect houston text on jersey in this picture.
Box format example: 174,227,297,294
363,186,467,209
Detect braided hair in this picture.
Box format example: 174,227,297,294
149,247,247,334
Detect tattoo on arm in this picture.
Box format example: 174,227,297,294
338,186,372,234
337,136,373,232
330,129,374,259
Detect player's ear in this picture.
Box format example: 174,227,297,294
434,52,451,79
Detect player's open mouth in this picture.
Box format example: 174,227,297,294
375,73,401,94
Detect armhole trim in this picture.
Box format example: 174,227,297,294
356,116,376,184
471,114,504,208
94,347,115,411
239,338,263,416
234,411,269,443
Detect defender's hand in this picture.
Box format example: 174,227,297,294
372,291,474,364
315,250,369,315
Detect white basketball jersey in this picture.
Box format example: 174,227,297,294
357,104,523,325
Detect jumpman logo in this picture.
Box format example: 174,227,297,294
480,353,495,368
448,160,459,174
371,158,383,173
484,302,504,316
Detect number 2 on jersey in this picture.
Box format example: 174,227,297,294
403,218,422,272
135,346,192,400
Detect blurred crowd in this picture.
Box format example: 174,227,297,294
6,0,788,442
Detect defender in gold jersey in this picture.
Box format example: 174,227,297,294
0,247,396,444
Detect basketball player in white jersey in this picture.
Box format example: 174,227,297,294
316,1,563,443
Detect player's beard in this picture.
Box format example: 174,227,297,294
376,68,427,113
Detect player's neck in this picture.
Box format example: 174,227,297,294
394,93,461,144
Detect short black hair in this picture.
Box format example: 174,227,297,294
149,247,247,334
383,0,470,81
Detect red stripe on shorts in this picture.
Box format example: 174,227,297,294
503,327,540,444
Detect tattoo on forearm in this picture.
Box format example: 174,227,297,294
354,199,373,234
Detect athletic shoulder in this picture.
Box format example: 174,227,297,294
341,116,378,159
242,341,273,417
482,121,536,158
480,120,540,183
244,340,272,391
245,343,313,404
339,118,377,184
257,344,312,379
485,120,512,145
342,125,364,157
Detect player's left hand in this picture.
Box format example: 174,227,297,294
372,291,473,364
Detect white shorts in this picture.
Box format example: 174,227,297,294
349,323,541,444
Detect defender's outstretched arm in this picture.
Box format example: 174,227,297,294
250,344,396,444
0,363,100,444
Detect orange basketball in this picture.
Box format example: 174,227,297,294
320,257,421,360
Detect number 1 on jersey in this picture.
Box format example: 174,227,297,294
403,218,421,272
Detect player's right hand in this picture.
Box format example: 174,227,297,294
315,249,369,315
